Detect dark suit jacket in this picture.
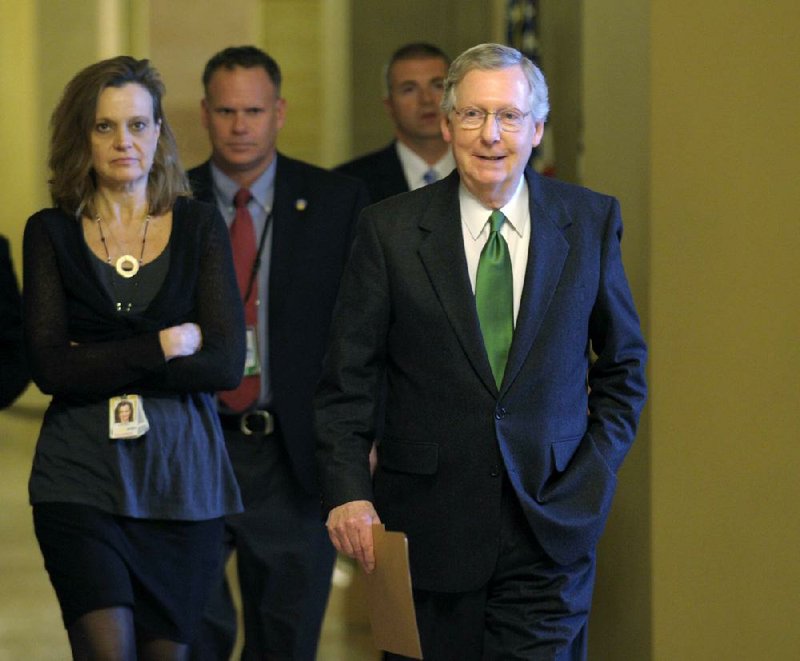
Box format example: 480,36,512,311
315,168,647,591
189,154,369,495
335,142,409,204
0,236,29,408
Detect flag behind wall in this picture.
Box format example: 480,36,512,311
506,0,556,176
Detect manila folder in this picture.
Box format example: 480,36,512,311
363,523,423,659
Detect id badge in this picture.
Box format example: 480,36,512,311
109,394,150,439
244,326,261,377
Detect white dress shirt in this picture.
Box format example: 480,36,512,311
459,177,530,325
396,141,455,190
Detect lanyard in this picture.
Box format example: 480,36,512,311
243,209,274,305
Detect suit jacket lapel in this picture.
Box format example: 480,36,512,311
385,142,411,196
502,169,570,391
188,161,215,204
418,172,498,396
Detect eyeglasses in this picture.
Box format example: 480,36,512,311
453,107,532,132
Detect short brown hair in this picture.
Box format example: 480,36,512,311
202,45,282,96
48,56,189,218
383,42,450,98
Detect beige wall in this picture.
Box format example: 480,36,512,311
0,1,38,271
582,2,652,657
537,1,582,185
584,1,800,659
649,1,800,658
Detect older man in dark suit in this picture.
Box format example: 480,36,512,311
315,43,647,660
336,42,455,202
188,46,368,661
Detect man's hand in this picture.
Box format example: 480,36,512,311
326,500,381,573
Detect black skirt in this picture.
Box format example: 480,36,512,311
33,502,225,644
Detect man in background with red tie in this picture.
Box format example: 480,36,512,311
315,43,647,659
336,42,455,203
188,45,368,661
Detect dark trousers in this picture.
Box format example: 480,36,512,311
386,480,595,661
191,429,335,661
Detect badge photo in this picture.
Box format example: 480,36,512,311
108,394,150,439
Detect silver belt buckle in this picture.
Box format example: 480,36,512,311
240,410,274,436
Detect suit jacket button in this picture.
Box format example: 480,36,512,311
490,467,500,477
495,407,506,420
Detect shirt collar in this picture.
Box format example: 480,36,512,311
209,158,277,214
460,175,529,241
395,141,455,186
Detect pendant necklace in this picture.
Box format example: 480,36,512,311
95,213,151,278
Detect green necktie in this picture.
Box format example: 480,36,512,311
475,210,513,388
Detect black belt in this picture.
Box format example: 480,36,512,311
219,409,276,436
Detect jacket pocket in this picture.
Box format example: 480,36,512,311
551,436,583,472
378,439,439,475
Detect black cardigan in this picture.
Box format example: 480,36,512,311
23,196,245,402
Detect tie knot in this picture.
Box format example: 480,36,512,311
234,188,252,209
423,168,438,185
489,209,506,234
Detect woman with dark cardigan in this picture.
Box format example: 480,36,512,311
23,56,245,660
